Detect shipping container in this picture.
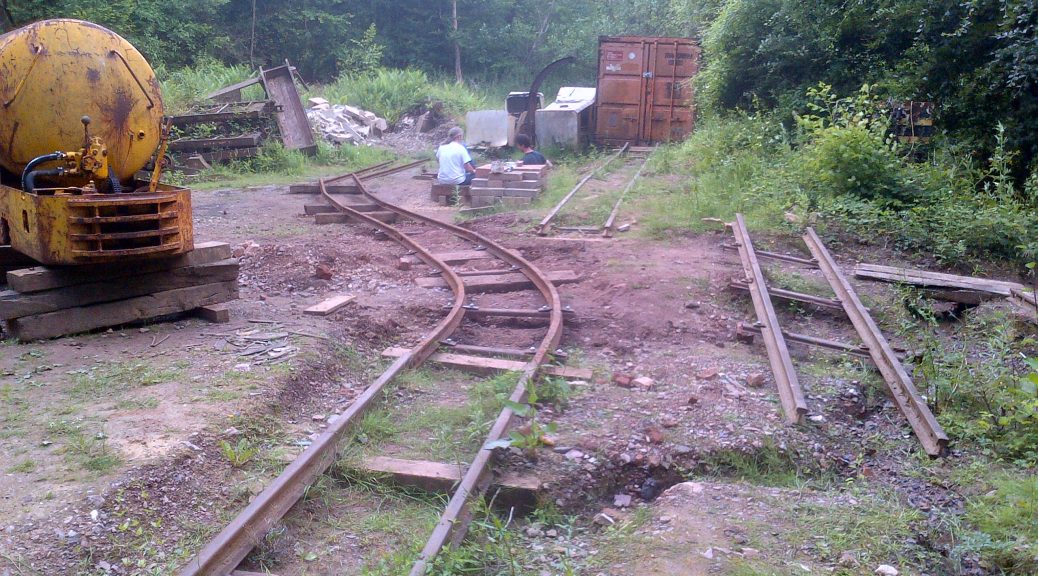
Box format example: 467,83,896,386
593,35,701,146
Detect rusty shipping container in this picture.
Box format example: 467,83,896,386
593,35,701,146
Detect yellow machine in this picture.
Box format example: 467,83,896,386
0,19,192,265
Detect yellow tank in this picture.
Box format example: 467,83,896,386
0,19,164,182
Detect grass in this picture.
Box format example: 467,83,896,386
312,67,488,124
961,472,1038,573
787,487,930,572
699,440,820,488
67,360,186,400
159,60,265,115
6,459,37,474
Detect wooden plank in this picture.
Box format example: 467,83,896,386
0,259,239,320
260,63,317,153
853,263,1023,296
304,201,382,215
303,294,355,316
205,76,261,100
6,241,232,294
194,304,231,323
357,456,541,497
415,270,580,293
401,250,503,266
381,347,591,379
7,281,239,341
289,183,359,195
169,133,263,152
314,211,397,225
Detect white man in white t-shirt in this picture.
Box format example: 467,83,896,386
436,126,475,185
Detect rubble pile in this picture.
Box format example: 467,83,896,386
306,97,389,145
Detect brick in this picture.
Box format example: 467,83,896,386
503,188,539,198
496,172,523,181
522,172,543,181
475,167,492,178
500,197,532,208
470,196,497,208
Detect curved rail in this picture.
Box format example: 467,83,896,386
181,162,565,574
178,178,467,576
339,173,565,573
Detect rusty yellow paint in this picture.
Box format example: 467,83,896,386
0,182,193,265
0,19,164,182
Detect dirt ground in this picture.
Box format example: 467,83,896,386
0,155,1015,576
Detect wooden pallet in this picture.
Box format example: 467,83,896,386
2,242,239,341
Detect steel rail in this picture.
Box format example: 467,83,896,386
534,143,629,236
731,214,808,423
601,153,651,238
177,179,467,576
341,175,564,574
802,227,948,456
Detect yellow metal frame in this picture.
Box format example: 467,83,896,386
0,183,193,265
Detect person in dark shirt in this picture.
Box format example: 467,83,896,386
515,133,552,167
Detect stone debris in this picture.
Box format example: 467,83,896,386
306,99,388,145
875,566,899,576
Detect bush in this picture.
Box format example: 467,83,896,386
159,60,263,115
314,68,487,124
800,124,909,203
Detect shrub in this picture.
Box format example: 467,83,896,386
314,68,487,124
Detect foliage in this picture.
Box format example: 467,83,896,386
905,304,1038,466
159,60,262,115
219,438,258,468
959,473,1038,572
314,68,487,124
337,23,384,75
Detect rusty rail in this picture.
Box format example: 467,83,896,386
535,143,629,236
177,178,467,576
341,173,565,574
731,215,807,423
802,227,948,456
601,153,650,238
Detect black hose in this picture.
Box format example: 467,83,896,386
21,152,64,191
24,168,64,193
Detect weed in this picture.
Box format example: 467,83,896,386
700,440,814,488
6,459,36,473
960,472,1038,573
114,396,160,411
219,438,259,468
68,361,184,400
66,432,121,474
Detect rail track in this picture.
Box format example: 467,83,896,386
727,215,948,456
179,161,569,575
535,144,652,237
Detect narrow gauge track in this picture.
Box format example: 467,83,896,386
535,144,651,237
179,162,565,575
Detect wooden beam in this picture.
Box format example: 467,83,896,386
853,263,1023,296
6,281,239,341
354,456,540,509
314,211,397,225
401,249,517,266
194,304,231,323
303,294,355,316
0,259,239,320
289,183,359,195
169,133,263,152
6,241,232,294
415,270,580,293
381,347,591,379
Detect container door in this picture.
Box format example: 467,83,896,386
646,40,700,143
594,39,649,144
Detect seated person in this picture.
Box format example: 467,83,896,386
515,133,552,167
436,127,475,185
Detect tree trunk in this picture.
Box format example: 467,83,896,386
452,0,463,83
1,0,15,31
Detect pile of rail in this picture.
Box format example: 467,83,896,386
535,144,653,237
726,215,948,456
0,242,237,341
179,161,587,575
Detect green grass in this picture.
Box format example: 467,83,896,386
962,472,1038,573
699,441,819,488
787,488,929,572
159,60,265,115
68,361,186,400
312,68,488,124
6,459,37,474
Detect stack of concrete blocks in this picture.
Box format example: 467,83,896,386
467,163,548,208
429,183,471,205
